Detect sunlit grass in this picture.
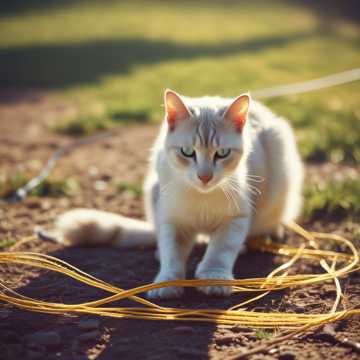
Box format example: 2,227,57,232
0,238,16,250
0,172,79,199
0,1,359,162
55,108,150,135
266,95,360,163
303,178,360,221
254,329,274,340
115,181,142,199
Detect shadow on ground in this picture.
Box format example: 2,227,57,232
2,243,281,359
0,31,317,89
2,0,360,25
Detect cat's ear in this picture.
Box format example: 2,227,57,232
223,93,250,132
164,89,191,131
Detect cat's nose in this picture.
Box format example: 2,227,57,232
198,174,213,184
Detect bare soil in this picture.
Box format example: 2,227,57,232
0,91,359,360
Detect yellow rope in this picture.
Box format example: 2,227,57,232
0,222,359,329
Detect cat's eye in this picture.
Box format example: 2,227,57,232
181,146,196,158
215,148,231,159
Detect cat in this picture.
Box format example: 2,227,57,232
55,89,303,299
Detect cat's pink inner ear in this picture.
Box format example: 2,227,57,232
164,89,190,130
224,94,250,132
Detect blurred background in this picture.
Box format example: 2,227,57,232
0,0,359,224
0,3,359,359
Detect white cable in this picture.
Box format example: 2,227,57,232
253,68,360,99
2,67,360,203
2,131,114,203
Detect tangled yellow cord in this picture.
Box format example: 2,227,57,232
0,222,359,330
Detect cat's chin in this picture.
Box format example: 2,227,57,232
191,183,218,194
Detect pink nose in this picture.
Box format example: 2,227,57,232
198,174,213,184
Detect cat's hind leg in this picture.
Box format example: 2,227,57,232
251,117,303,235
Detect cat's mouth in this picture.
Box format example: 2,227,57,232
184,175,219,193
192,180,218,193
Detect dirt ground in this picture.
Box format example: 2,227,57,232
0,91,359,360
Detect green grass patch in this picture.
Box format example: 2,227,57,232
115,181,142,198
266,99,360,164
303,179,360,221
55,108,150,136
254,329,274,340
0,1,359,160
32,178,79,197
55,115,112,136
0,172,79,199
0,238,16,250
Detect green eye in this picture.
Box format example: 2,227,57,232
181,146,195,158
216,148,231,159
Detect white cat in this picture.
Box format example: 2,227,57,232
55,89,303,299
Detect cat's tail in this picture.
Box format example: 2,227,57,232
51,208,155,248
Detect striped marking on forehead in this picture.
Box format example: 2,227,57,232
194,118,220,148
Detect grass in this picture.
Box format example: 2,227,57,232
266,99,360,163
32,178,79,197
303,179,360,221
0,172,79,199
115,181,142,198
0,2,358,228
0,1,359,162
55,115,112,136
55,108,150,136
254,329,274,340
0,238,16,250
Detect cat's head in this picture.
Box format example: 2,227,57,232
164,89,250,193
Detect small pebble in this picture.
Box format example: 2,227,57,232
323,324,336,336
231,325,254,333
88,166,99,176
308,288,318,296
215,336,236,346
100,173,112,181
278,351,296,360
292,304,306,313
26,199,42,209
94,180,107,191
245,334,257,341
313,332,336,343
41,200,52,210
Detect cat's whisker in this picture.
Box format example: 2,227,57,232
159,181,175,198
246,174,265,183
225,175,261,198
230,184,257,214
248,184,262,196
220,184,235,214
223,182,242,214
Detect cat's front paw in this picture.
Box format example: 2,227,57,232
195,268,234,297
146,273,184,299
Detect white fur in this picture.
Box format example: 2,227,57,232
55,92,303,299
